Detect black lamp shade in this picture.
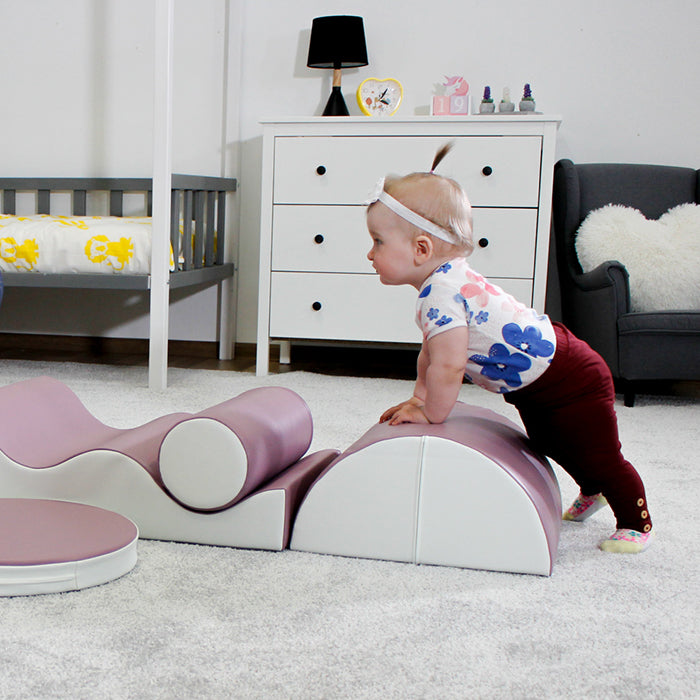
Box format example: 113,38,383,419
307,16,368,69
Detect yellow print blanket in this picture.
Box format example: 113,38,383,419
0,215,174,274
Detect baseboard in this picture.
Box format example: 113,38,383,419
0,333,255,360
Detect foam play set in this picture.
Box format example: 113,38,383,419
0,376,562,595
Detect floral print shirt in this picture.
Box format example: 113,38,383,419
416,257,556,393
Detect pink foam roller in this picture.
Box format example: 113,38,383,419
158,387,314,511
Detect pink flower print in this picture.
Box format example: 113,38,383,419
460,278,501,308
500,297,528,316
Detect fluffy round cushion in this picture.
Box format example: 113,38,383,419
576,203,700,312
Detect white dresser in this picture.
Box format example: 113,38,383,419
256,115,561,375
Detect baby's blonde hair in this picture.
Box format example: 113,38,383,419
379,144,474,256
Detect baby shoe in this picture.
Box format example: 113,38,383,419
599,528,654,553
563,492,608,521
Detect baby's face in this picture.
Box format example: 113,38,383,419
366,203,417,287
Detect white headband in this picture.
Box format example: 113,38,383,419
365,177,460,246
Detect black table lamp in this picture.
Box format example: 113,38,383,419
307,15,368,116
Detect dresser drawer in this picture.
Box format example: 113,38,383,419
271,205,369,273
271,205,537,278
269,272,420,342
269,272,533,341
273,136,542,208
470,208,537,279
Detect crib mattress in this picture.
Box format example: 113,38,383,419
0,214,174,275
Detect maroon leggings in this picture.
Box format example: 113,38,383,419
504,323,652,533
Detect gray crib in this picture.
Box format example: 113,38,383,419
0,175,237,383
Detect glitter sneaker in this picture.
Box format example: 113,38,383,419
599,528,654,553
562,492,608,522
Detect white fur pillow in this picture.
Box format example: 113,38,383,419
575,203,700,312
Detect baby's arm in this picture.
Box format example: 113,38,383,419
384,327,469,425
421,327,469,423
379,345,429,423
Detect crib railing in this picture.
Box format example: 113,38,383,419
0,175,237,287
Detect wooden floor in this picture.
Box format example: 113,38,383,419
0,333,420,380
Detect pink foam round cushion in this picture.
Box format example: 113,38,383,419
0,499,138,566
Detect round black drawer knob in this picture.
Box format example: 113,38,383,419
482,166,493,176
316,165,327,176
314,234,324,244
478,238,489,248
311,301,322,311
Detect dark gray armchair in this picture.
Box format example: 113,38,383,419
551,159,700,406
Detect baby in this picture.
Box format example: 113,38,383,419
366,145,653,553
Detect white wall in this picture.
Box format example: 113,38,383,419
1,0,698,343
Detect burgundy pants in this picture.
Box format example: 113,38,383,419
504,323,652,533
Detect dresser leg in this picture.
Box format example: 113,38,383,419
279,341,291,364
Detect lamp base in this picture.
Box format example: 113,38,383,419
322,86,350,116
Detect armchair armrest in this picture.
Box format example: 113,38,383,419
574,260,631,312
565,261,631,376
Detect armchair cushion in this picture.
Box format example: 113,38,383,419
618,311,700,380
576,203,700,312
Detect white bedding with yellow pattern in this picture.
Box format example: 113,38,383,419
0,214,174,274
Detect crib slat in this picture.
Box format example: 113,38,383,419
205,191,216,267
110,190,123,217
193,190,205,269
182,189,193,271
3,189,16,215
37,190,50,215
170,189,180,270
73,190,87,216
216,191,226,265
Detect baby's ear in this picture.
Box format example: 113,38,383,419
414,235,434,261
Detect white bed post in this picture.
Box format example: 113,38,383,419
149,0,174,390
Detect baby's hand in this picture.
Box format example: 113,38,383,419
379,397,422,424
385,403,431,426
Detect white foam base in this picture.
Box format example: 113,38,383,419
0,537,138,597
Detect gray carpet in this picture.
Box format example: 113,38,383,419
0,360,698,699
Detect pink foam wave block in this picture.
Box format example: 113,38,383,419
0,377,332,550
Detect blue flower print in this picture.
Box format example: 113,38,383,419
427,307,439,321
470,343,532,388
436,262,452,274
436,315,453,327
419,284,432,299
450,293,476,323
502,323,555,359
475,311,489,325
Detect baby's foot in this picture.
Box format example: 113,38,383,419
599,528,654,553
562,492,608,521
